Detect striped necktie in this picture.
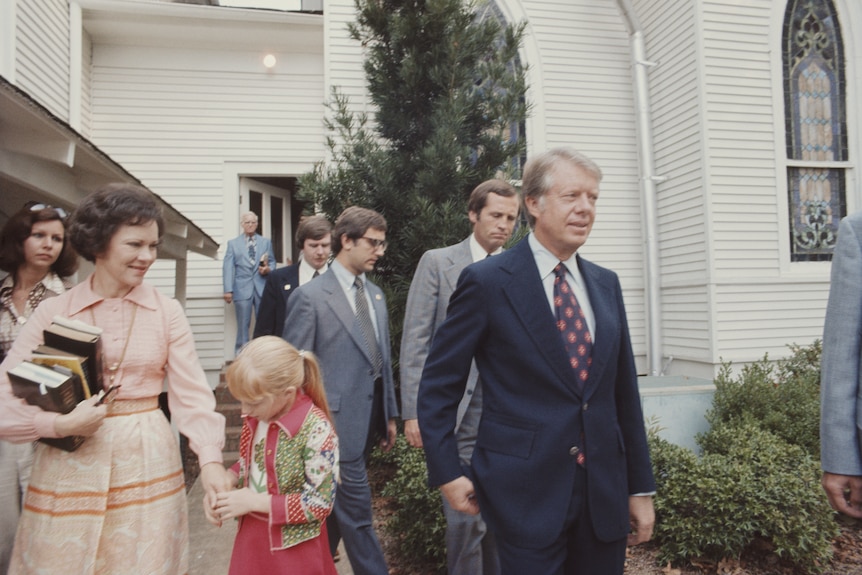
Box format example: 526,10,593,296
354,277,382,376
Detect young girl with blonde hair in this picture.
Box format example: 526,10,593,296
207,336,339,575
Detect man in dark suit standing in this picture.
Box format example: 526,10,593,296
253,215,332,338
400,179,519,575
283,206,398,575
418,148,655,575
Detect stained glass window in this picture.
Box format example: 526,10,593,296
783,0,847,261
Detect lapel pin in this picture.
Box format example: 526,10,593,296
375,294,382,300
284,284,292,290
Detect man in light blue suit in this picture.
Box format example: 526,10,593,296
222,211,275,355
400,179,519,575
418,148,655,575
821,209,862,519
283,206,398,575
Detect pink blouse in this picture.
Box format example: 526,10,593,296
0,278,225,466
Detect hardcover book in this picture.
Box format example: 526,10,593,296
7,361,86,451
42,316,103,398
30,344,92,399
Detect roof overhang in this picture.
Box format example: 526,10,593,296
0,76,219,260
77,0,322,53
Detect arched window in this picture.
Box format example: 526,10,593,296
783,0,847,261
475,0,527,175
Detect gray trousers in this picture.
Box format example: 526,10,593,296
447,380,500,575
332,456,388,575
443,496,500,575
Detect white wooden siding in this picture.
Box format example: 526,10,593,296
80,31,92,137
520,0,647,364
634,0,713,369
15,0,70,122
88,41,325,371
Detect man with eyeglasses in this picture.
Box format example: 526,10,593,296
222,211,276,355
283,206,398,575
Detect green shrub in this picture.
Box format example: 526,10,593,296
651,423,836,573
371,436,447,574
705,341,822,457
651,341,837,573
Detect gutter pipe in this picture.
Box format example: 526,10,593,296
615,0,665,376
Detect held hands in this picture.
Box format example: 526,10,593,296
822,472,862,519
53,394,107,438
440,476,480,516
202,466,238,527
211,487,269,523
628,495,655,546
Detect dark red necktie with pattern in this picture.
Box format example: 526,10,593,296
553,263,592,390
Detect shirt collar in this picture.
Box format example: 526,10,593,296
299,257,327,277
528,233,584,286
468,233,503,263
330,259,364,291
65,276,160,316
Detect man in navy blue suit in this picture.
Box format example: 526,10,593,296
253,215,332,338
418,148,655,575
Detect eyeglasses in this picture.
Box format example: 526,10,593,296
29,203,68,219
360,236,388,251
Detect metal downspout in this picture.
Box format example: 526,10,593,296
616,0,665,376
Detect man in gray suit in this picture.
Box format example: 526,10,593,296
821,209,862,519
401,179,520,575
283,206,398,575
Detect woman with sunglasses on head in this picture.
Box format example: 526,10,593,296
0,202,78,574
0,184,230,574
0,203,78,359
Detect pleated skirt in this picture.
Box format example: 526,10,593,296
9,397,189,575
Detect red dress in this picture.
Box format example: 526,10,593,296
227,393,338,575
229,515,336,575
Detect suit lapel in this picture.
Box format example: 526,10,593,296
578,258,618,399
499,241,579,394
368,281,388,363
442,239,472,293
320,271,373,364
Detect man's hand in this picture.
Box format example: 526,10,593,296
380,418,398,452
223,292,233,304
404,418,423,448
628,495,655,546
822,472,862,519
440,476,480,516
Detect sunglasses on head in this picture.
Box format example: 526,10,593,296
28,203,68,219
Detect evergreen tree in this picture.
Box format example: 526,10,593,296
298,0,529,359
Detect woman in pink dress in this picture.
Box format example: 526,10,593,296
208,336,339,575
0,183,231,574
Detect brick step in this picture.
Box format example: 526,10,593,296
224,425,243,452
218,404,243,427
222,450,240,467
214,382,237,405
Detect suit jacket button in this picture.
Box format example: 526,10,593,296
569,446,579,456
582,403,589,411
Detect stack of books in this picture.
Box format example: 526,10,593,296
8,316,104,451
